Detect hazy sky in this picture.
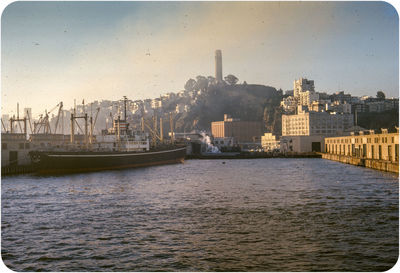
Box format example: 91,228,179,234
1,1,399,117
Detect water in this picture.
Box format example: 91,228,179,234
2,158,398,271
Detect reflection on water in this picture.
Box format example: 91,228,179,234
2,159,398,271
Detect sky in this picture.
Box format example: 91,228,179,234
1,1,399,117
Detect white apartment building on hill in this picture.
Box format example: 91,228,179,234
299,90,319,107
282,110,354,136
293,78,315,97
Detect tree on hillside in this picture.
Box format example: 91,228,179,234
224,74,239,85
184,79,196,92
376,91,386,100
195,75,209,92
207,76,216,86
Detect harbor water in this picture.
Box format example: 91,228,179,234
1,158,398,271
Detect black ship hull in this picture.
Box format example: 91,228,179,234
29,147,187,174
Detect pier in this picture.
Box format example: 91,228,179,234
323,128,399,173
321,153,398,173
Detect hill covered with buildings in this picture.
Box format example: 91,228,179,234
2,50,398,151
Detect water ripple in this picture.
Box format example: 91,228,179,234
2,158,398,271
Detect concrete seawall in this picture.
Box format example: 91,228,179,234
2,165,35,176
321,153,399,174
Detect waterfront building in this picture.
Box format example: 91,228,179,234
261,133,280,152
30,133,86,148
215,50,223,83
325,128,399,162
1,133,32,167
213,136,236,150
324,128,399,173
211,114,263,143
280,135,326,153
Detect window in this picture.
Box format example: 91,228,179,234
379,145,382,160
2,143,7,150
25,143,30,149
19,143,24,149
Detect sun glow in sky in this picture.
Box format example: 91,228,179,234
1,1,398,117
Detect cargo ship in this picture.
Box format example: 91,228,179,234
29,146,186,174
29,97,186,174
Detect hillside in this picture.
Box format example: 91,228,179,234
173,84,282,133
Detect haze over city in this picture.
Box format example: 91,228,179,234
1,1,399,117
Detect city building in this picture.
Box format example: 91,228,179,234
281,96,297,112
330,91,352,104
299,90,319,107
366,100,398,113
211,114,263,144
352,103,369,113
282,107,353,136
310,101,325,112
293,78,315,98
151,98,162,109
329,101,352,114
215,49,223,83
175,104,190,113
261,133,280,152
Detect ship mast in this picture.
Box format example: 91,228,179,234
70,100,89,148
123,96,127,121
10,103,27,139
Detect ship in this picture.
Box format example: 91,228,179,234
29,97,186,174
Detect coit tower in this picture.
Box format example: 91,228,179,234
215,50,223,82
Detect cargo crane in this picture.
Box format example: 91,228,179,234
70,100,100,148
33,102,63,134
141,110,163,147
9,103,28,138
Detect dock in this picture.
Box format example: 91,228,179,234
187,152,321,160
320,153,398,173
